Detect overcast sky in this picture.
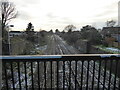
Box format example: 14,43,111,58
8,0,119,31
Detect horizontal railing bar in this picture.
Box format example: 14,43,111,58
1,55,62,60
2,54,120,89
1,54,120,61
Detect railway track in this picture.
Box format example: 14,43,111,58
39,34,119,89
53,34,119,89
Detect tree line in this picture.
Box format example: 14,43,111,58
55,25,103,47
0,0,117,55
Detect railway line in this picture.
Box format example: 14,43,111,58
38,34,119,89
2,34,119,90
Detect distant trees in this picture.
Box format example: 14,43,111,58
55,29,59,33
26,22,34,32
60,25,81,45
37,30,48,46
25,22,35,42
61,30,65,34
64,25,76,32
67,31,81,45
49,29,53,34
60,25,103,46
80,25,102,45
55,29,61,35
106,20,116,27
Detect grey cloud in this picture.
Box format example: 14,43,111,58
46,15,75,25
54,18,73,24
42,15,77,30
92,22,106,29
17,0,40,5
17,10,32,20
103,2,117,9
12,0,40,8
94,10,116,18
94,2,117,18
23,0,40,4
46,13,58,19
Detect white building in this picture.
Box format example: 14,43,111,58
9,31,24,37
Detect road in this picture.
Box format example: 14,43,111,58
35,34,119,89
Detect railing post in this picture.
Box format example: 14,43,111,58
0,17,2,90
0,59,2,90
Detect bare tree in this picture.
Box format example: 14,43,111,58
64,25,76,32
1,0,17,39
1,0,17,26
26,22,34,32
0,0,17,55
106,20,116,27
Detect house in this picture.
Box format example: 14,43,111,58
111,34,120,42
101,27,120,48
101,27,120,37
9,31,25,37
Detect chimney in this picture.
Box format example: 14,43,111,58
118,1,120,26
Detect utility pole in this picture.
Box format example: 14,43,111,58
7,25,14,55
118,1,120,26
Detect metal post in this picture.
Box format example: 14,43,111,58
0,16,2,90
7,25,14,55
118,1,120,26
0,55,1,88
7,27,11,55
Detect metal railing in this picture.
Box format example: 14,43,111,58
1,54,120,90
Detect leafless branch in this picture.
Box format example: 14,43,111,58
0,0,17,26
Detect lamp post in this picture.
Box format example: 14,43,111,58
7,25,14,55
